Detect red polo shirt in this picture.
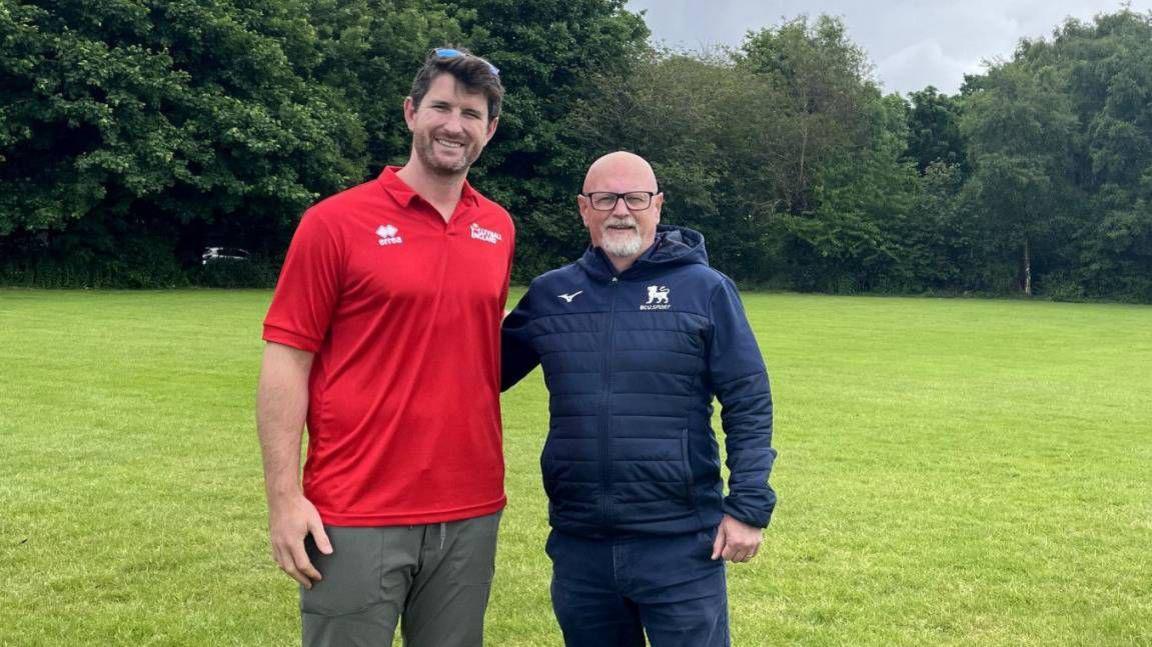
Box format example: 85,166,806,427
263,167,514,526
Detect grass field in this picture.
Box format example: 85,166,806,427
1,289,1150,646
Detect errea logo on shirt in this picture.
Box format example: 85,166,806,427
376,224,403,246
470,223,502,244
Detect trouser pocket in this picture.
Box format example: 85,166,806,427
300,526,405,617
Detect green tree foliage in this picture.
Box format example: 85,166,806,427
903,161,977,290
0,0,369,228
568,50,781,279
305,0,464,170
735,17,926,291
4,3,1152,301
904,86,966,172
961,60,1079,295
961,9,1152,300
0,0,368,283
453,0,650,278
1051,10,1152,300
570,16,921,288
783,92,920,292
735,15,873,215
0,0,649,285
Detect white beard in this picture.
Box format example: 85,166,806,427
600,230,643,258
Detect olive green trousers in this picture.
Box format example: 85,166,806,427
300,511,501,647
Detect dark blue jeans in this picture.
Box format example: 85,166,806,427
546,529,730,647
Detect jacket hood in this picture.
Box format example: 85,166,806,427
577,225,709,282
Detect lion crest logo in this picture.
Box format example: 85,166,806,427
645,285,670,305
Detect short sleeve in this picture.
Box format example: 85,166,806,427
262,209,344,352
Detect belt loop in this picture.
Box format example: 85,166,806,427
439,522,446,551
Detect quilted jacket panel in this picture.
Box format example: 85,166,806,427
503,226,777,537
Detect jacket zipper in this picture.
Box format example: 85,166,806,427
598,276,619,529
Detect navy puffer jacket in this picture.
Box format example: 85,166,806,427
502,226,777,538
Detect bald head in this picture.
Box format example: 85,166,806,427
578,151,664,273
582,151,659,193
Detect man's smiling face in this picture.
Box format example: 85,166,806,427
578,153,663,264
404,73,497,176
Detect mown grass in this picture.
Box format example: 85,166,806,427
1,290,1149,646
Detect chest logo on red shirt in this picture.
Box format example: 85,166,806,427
376,224,403,246
470,222,503,244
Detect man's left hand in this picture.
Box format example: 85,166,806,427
710,514,762,563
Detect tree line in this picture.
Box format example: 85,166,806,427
1,1,1150,301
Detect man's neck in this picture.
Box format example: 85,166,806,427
605,245,656,274
607,254,638,274
395,160,467,222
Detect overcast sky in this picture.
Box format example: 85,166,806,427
625,1,1152,95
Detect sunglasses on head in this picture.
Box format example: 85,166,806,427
434,48,500,77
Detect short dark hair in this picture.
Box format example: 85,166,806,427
409,47,504,121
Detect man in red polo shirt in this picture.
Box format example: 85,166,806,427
256,48,512,646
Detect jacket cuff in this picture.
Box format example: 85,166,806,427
722,497,774,529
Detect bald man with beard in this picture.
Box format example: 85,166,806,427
501,152,778,646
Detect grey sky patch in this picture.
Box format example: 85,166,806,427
626,0,1151,95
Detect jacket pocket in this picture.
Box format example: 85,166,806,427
540,438,558,499
680,428,695,508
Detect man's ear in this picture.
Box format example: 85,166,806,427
403,97,417,131
577,195,591,229
484,116,500,143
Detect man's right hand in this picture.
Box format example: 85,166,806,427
268,495,332,589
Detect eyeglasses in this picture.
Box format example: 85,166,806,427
580,191,657,212
434,48,500,77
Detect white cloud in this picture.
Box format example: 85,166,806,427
875,40,985,95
